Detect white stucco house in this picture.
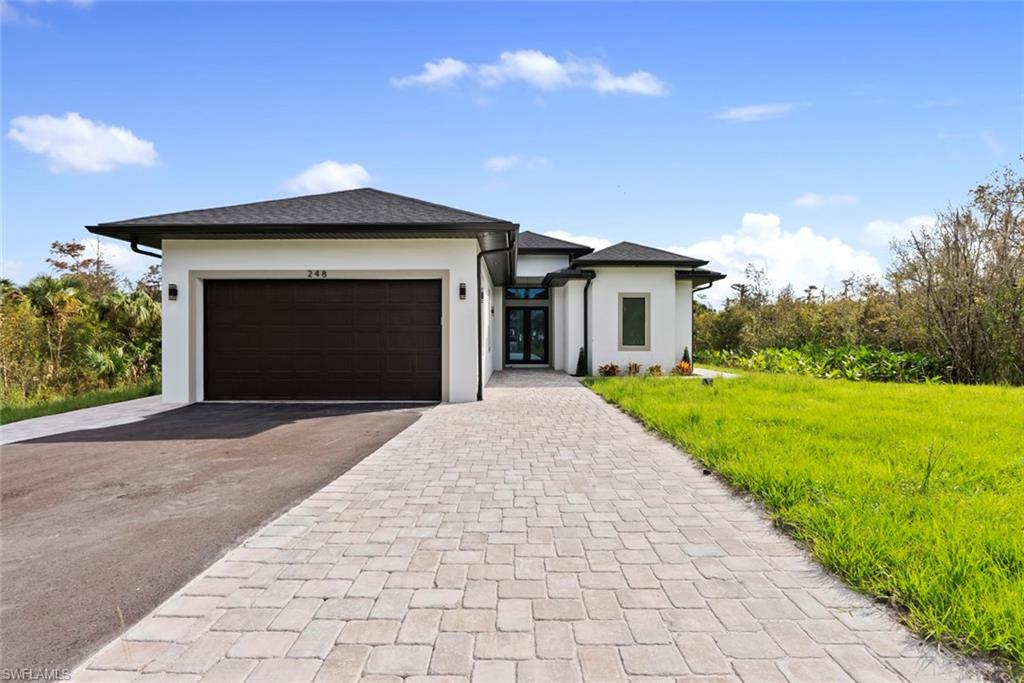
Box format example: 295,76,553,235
88,188,724,404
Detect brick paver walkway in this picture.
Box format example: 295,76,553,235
72,371,979,682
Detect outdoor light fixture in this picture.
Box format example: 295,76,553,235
168,284,178,301
459,283,466,300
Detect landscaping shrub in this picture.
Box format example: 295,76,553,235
698,345,945,383
597,363,620,377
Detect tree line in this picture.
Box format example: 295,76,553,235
696,162,1023,385
1,242,162,406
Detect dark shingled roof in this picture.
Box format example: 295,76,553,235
573,241,707,267
541,267,596,287
94,188,512,227
676,268,727,285
517,231,593,256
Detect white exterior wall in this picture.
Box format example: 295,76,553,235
563,280,586,375
481,264,494,384
675,280,694,362
160,238,481,404
516,254,569,278
491,286,503,373
551,286,566,370
587,267,680,371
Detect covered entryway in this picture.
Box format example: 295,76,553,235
204,279,441,401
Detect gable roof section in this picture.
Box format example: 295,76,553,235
573,241,707,267
92,188,513,229
87,187,519,284
517,231,593,257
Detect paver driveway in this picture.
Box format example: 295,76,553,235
72,371,979,682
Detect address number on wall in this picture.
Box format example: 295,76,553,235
307,270,328,278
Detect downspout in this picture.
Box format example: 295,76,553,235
476,233,515,401
130,236,161,259
693,281,713,293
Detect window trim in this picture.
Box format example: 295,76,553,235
617,292,651,351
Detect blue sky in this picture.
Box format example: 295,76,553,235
3,2,1021,303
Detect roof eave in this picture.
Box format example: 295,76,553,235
519,246,594,258
675,269,727,284
571,258,709,268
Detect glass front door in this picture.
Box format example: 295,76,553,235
505,306,548,365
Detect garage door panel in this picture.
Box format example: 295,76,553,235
205,279,442,401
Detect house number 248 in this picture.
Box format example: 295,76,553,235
307,270,328,278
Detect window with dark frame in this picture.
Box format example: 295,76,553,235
505,287,549,300
621,296,647,347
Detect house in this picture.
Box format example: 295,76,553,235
88,188,724,403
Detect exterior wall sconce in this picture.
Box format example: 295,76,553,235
459,283,466,300
168,284,178,301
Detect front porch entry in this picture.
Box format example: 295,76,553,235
504,286,550,366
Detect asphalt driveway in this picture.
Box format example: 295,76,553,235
0,402,426,673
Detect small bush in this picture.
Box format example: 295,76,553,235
697,345,945,383
626,361,642,376
672,360,692,376
598,363,620,377
574,347,588,377
647,364,663,377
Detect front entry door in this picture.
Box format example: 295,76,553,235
506,307,549,365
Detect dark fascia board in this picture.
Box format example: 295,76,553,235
86,222,517,249
541,269,596,287
572,257,709,268
675,268,726,284
519,245,594,258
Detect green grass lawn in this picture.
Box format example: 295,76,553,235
0,380,161,425
586,371,1024,669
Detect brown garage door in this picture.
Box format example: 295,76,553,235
204,280,441,401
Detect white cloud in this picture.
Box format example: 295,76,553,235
792,192,858,208
541,230,612,251
284,161,370,194
484,154,547,172
1,1,35,24
479,50,571,91
7,112,158,173
713,103,795,122
394,49,667,96
590,65,667,96
78,238,156,282
2,0,92,25
667,212,882,305
390,57,470,88
862,215,935,246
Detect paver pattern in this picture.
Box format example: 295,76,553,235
72,370,979,682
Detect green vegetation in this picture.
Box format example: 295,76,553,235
587,372,1024,668
695,162,1023,385
699,345,944,383
0,379,160,425
1,241,162,420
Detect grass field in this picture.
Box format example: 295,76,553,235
586,371,1024,669
0,380,161,425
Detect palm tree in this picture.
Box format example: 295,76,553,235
21,275,84,378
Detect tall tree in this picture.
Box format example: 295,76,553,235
890,162,1024,384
